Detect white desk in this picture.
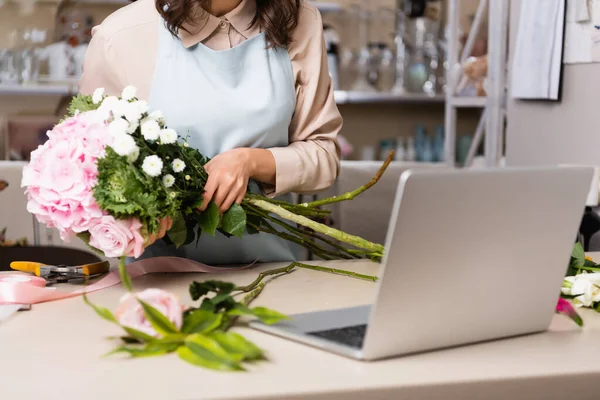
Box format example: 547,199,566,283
1,259,600,400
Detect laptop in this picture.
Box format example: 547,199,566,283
250,166,594,361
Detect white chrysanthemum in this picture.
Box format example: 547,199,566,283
112,134,138,157
142,155,163,177
162,174,175,188
159,128,178,145
124,101,144,123
126,120,139,134
141,119,161,141
148,110,164,122
109,118,129,137
122,86,137,101
98,96,118,120
108,99,129,119
127,146,140,163
172,158,186,173
136,100,149,115
92,88,105,105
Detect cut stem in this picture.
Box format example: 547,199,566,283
248,199,385,254
301,151,395,209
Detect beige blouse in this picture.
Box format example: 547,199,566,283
78,0,342,197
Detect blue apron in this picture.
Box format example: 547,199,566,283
141,18,301,265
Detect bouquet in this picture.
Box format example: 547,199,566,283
21,86,385,289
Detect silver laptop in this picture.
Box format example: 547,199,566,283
250,166,594,361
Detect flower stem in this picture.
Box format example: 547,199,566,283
119,256,133,292
293,262,378,282
248,199,385,255
233,262,378,294
222,283,265,332
234,265,296,293
246,205,355,259
300,151,394,209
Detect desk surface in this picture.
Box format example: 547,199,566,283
1,259,600,400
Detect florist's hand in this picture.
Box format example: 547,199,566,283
145,217,172,247
200,148,253,214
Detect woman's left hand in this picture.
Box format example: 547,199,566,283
200,148,253,214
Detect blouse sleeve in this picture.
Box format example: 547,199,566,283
78,25,128,96
265,3,342,197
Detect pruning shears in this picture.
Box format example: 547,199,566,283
9,260,110,285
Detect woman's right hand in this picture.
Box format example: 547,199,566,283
145,217,173,247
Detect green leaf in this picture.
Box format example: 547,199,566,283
189,280,236,300
83,295,118,324
182,309,223,334
210,331,265,362
572,242,586,266
167,212,188,248
138,300,180,336
177,334,244,371
118,336,142,344
122,327,157,343
200,298,216,312
198,202,220,236
252,307,289,325
221,204,247,237
107,343,179,358
229,305,289,325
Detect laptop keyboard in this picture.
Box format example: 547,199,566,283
307,324,367,349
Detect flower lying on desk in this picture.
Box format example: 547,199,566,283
84,263,377,370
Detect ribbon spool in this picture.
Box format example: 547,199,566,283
0,275,46,288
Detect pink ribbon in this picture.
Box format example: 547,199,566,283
0,257,254,305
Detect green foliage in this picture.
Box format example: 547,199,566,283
138,300,180,336
229,305,289,325
83,295,117,324
177,335,244,371
181,309,223,334
189,280,235,300
221,204,247,237
65,94,99,120
197,202,220,236
94,147,179,233
167,212,188,248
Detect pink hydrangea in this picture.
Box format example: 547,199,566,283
22,111,112,241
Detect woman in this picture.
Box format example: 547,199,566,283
79,0,342,265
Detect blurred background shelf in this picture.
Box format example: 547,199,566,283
450,96,487,108
0,84,74,96
334,91,445,105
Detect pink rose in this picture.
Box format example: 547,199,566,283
115,289,184,337
88,216,145,258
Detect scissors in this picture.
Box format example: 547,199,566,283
9,260,110,285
